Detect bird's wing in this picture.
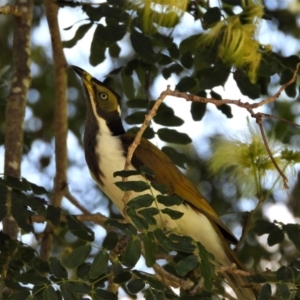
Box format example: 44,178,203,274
120,133,237,245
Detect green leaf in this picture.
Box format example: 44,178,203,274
151,182,168,194
157,195,183,207
102,231,119,250
176,76,197,92
153,228,171,251
162,63,183,79
138,208,158,225
154,105,184,127
197,242,215,291
125,111,146,125
76,262,90,280
253,220,278,236
126,207,148,230
66,215,94,242
49,257,68,279
283,224,300,251
258,284,272,300
267,228,284,246
127,194,155,209
60,282,76,300
16,269,50,285
62,23,93,48
139,165,155,177
127,279,145,294
26,180,48,194
122,238,141,268
32,257,50,273
168,234,196,253
157,128,192,144
168,42,180,59
63,244,92,269
7,290,30,300
43,285,58,300
176,255,198,276
65,281,91,294
95,288,118,300
89,250,109,279
113,170,141,178
143,232,157,267
113,271,132,284
130,30,158,63
161,208,184,220
90,25,106,66
293,259,300,270
46,205,61,226
5,176,30,191
115,181,150,192
104,219,137,236
278,283,290,300
161,146,190,169
203,7,221,28
280,70,296,98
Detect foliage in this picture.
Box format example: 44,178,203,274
1,0,300,299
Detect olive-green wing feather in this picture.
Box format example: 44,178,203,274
121,133,237,245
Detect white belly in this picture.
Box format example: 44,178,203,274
94,127,229,265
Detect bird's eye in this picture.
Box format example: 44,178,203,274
100,92,108,100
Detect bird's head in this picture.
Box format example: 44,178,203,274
72,65,124,135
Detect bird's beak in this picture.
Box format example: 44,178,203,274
71,65,85,77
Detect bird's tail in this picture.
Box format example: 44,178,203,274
223,271,258,300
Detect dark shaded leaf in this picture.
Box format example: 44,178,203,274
109,43,121,58
162,63,183,79
191,101,207,121
247,274,267,283
89,250,108,279
63,244,92,269
253,219,278,236
0,182,8,221
113,271,132,284
7,290,30,300
276,266,293,281
121,69,135,99
154,110,184,127
127,126,155,139
162,146,191,169
143,232,157,267
168,42,180,59
180,52,193,69
115,181,150,192
127,279,145,294
130,30,158,63
151,182,168,194
62,23,93,48
283,224,300,251
168,234,196,253
157,195,183,207
154,228,171,251
49,257,68,279
176,76,197,92
203,7,221,28
267,228,284,246
176,255,198,276
258,284,271,300
280,70,296,98
102,231,119,250
127,195,155,209
26,180,48,194
233,70,260,99
161,208,184,220
126,99,148,108
157,128,192,144
122,238,141,268
66,215,94,242
125,111,146,125
139,165,155,177
46,205,61,226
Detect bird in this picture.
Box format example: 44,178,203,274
72,65,258,300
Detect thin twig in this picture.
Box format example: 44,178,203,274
65,189,91,214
